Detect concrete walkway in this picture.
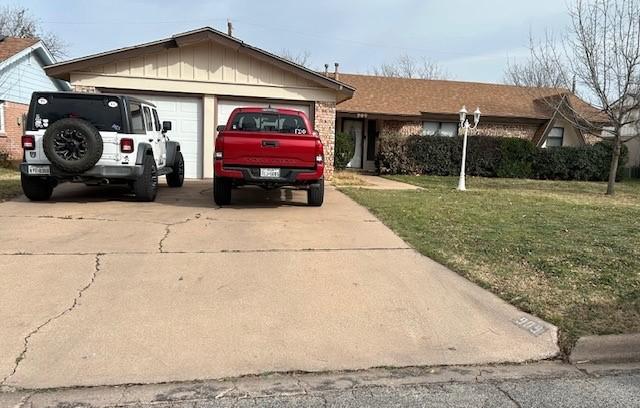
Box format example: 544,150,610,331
0,182,558,390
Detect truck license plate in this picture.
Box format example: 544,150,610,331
260,168,280,178
27,165,50,175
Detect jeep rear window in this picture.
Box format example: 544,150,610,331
230,112,308,134
29,94,123,132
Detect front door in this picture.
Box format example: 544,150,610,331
343,119,363,168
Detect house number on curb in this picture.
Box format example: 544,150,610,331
513,316,548,337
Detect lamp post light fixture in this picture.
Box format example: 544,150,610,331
457,105,481,191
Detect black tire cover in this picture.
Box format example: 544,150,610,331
43,118,103,173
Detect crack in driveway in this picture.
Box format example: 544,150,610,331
0,254,103,386
158,214,201,253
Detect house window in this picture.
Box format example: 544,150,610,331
422,121,459,137
0,102,5,134
546,127,564,147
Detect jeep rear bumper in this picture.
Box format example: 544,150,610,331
21,163,144,180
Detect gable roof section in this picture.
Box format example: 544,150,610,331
46,27,354,100
0,36,39,62
337,73,604,122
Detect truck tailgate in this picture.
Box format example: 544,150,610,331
222,131,317,168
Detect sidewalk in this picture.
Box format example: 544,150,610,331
2,361,638,407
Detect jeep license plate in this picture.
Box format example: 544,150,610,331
27,165,50,175
260,168,280,178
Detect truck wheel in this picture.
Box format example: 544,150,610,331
166,151,185,187
21,173,54,201
307,178,324,206
43,118,103,173
213,177,232,206
133,154,158,202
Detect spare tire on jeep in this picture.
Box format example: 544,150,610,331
43,118,103,173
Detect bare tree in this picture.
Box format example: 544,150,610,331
519,0,640,195
504,55,570,89
278,49,312,68
372,53,449,80
0,5,67,59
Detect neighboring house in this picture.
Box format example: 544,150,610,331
0,36,70,161
601,94,639,177
44,27,354,179
335,74,604,170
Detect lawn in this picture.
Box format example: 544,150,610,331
341,176,640,353
0,167,21,201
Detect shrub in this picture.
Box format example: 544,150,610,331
0,149,11,168
334,132,356,170
496,138,536,178
376,134,417,174
376,134,627,182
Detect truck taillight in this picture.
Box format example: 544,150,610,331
215,151,223,160
120,138,134,153
316,154,323,163
21,135,35,150
315,138,324,163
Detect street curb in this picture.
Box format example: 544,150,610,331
570,333,640,364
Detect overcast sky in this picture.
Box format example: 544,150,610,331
19,0,572,83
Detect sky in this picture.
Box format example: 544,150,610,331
15,0,572,84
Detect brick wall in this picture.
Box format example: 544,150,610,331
315,101,336,180
380,120,423,137
0,101,29,162
379,119,540,141
476,122,539,140
73,85,97,93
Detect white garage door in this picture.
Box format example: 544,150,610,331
132,94,203,179
217,100,312,130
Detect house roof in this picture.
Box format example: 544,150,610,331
45,27,355,100
0,36,39,62
336,73,605,123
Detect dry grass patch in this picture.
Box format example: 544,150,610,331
331,171,372,187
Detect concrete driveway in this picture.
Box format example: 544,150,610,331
0,182,558,390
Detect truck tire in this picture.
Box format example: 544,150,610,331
307,178,324,206
166,151,185,187
133,154,158,202
21,173,54,201
43,118,103,173
213,177,232,206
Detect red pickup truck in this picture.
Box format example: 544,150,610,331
214,107,325,206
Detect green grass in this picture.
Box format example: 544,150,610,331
341,176,640,353
0,167,21,201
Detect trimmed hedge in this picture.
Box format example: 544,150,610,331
376,134,627,181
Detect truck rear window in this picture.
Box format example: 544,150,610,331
28,94,124,132
230,112,308,134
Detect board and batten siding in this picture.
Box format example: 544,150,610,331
85,41,319,90
0,53,62,105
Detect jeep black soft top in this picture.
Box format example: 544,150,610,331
27,92,156,134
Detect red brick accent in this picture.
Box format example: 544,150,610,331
314,101,336,180
0,101,29,161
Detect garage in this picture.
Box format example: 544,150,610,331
44,26,354,179
128,94,203,179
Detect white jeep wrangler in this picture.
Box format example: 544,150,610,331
20,92,184,201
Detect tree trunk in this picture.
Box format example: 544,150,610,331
606,135,622,196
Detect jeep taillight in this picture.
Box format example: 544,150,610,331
21,135,35,150
120,138,134,153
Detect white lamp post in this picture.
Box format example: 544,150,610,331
457,105,481,191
